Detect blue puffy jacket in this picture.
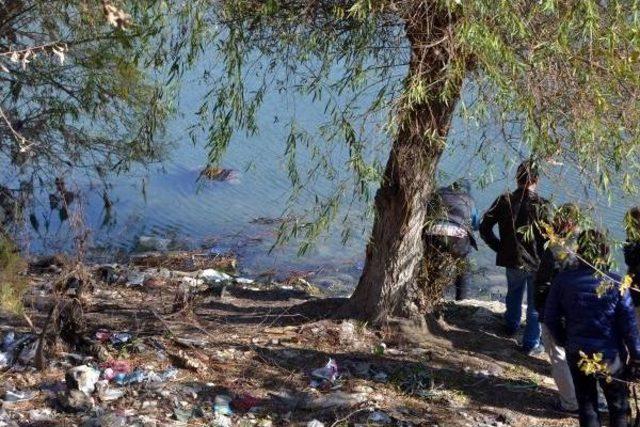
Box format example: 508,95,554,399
544,265,640,361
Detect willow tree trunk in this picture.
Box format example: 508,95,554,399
341,6,462,323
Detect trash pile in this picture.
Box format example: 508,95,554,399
0,322,277,426
0,251,348,426
0,331,37,370
0,251,518,426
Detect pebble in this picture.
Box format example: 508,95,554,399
141,401,157,409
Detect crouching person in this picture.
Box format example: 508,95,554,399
545,230,640,427
424,178,479,301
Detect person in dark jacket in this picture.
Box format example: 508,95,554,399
534,203,581,413
479,160,549,354
545,230,640,427
424,179,479,301
623,206,640,307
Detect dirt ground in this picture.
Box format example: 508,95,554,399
0,267,581,427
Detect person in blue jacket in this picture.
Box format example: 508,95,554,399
545,229,640,427
623,206,640,307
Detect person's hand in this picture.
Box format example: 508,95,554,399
625,359,640,382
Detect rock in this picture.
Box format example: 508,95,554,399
301,391,367,410
138,236,172,252
173,336,208,348
0,409,17,427
199,268,232,284
17,341,37,365
96,265,118,284
83,413,128,427
338,321,356,344
368,411,392,424
60,389,94,412
95,380,125,402
126,270,146,286
372,371,388,382
28,408,55,422
29,254,67,273
167,349,206,372
307,420,325,427
65,365,100,395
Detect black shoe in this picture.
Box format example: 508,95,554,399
522,344,545,356
551,399,579,418
503,325,518,338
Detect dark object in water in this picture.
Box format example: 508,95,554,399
250,215,295,225
199,167,238,182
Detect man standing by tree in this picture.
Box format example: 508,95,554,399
480,161,548,355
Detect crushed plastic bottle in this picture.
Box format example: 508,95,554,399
310,358,339,389
4,390,35,402
146,366,179,383
311,359,339,382
114,369,146,386
110,333,132,346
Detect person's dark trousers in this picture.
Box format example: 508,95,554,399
454,265,470,301
424,234,471,301
567,353,630,427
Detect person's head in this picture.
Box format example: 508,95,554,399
625,206,640,242
577,229,611,270
551,203,581,238
516,160,539,189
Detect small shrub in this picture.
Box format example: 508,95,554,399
0,235,27,315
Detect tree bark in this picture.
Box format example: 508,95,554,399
341,5,462,323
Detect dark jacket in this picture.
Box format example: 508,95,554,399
436,186,478,233
425,184,479,255
479,188,548,271
533,240,579,320
623,240,640,306
544,265,640,361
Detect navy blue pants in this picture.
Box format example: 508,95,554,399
567,353,629,427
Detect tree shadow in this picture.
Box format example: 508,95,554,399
427,303,552,378
197,296,348,327
244,344,566,422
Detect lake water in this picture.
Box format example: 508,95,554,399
21,72,639,299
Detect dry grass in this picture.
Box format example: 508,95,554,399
0,235,28,315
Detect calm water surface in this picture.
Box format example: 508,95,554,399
23,74,638,298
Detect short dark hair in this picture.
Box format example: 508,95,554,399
516,160,539,187
577,229,610,269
